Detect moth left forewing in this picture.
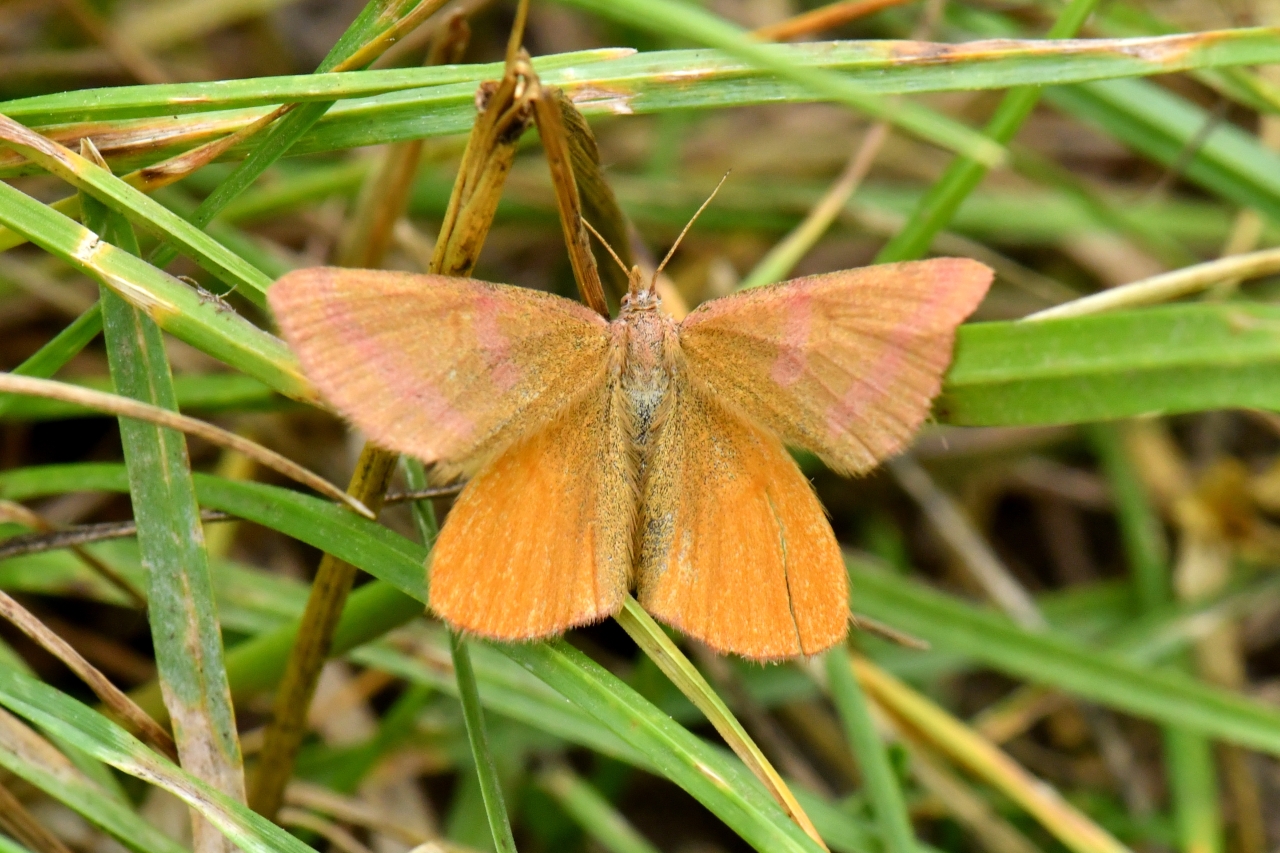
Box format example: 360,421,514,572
677,258,993,475
269,268,612,478
637,363,848,660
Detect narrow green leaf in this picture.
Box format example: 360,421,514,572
502,640,825,853
0,115,273,304
0,180,313,403
86,188,247,849
0,667,315,853
538,765,661,853
1045,77,1280,222
1090,423,1221,853
1165,715,1223,853
0,49,624,124
0,706,187,853
9,30,1280,129
825,652,915,853
847,559,1280,755
1088,425,1168,611
11,465,1280,778
451,632,519,853
939,304,1280,426
0,373,281,421
148,0,447,270
876,0,1100,262
405,458,517,850
0,831,33,853
0,303,102,418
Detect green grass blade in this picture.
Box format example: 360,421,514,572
0,180,313,402
403,459,516,851
0,50,626,124
147,101,334,271
824,651,915,853
3,303,101,380
1087,425,1167,612
15,31,1280,180
12,464,1280,777
9,32,1280,128
502,640,826,853
0,459,834,853
876,0,1100,263
537,764,661,853
1165,724,1223,853
0,302,102,418
938,304,1280,426
85,191,247,844
1089,424,1222,853
352,630,646,764
847,559,1280,755
0,707,187,853
0,667,315,853
148,0,439,270
0,265,1248,434
0,116,273,303
451,632,519,853
1044,77,1280,222
0,832,34,853
614,599,826,845
0,373,280,421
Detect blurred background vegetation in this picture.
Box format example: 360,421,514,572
3,3,1280,853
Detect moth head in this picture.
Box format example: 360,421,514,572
621,265,661,312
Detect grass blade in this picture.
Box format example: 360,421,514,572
875,0,1101,263
615,598,828,848
0,179,313,402
0,707,186,853
940,304,1280,426
12,464,1280,779
84,186,246,852
852,656,1129,853
0,303,102,418
823,651,916,853
537,764,662,853
502,640,826,853
0,374,364,513
148,0,447,271
403,456,517,853
450,631,519,853
1090,423,1222,853
1044,78,1280,221
7,32,1280,127
0,115,273,301
0,667,316,853
846,558,1280,755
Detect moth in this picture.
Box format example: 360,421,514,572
269,251,991,659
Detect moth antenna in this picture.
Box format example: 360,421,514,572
653,170,731,284
505,0,530,66
581,217,629,277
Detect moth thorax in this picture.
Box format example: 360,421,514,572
621,311,672,455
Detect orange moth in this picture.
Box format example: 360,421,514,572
269,244,991,660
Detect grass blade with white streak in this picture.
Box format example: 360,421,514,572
0,667,315,853
84,189,246,852
0,179,313,402
0,706,186,853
